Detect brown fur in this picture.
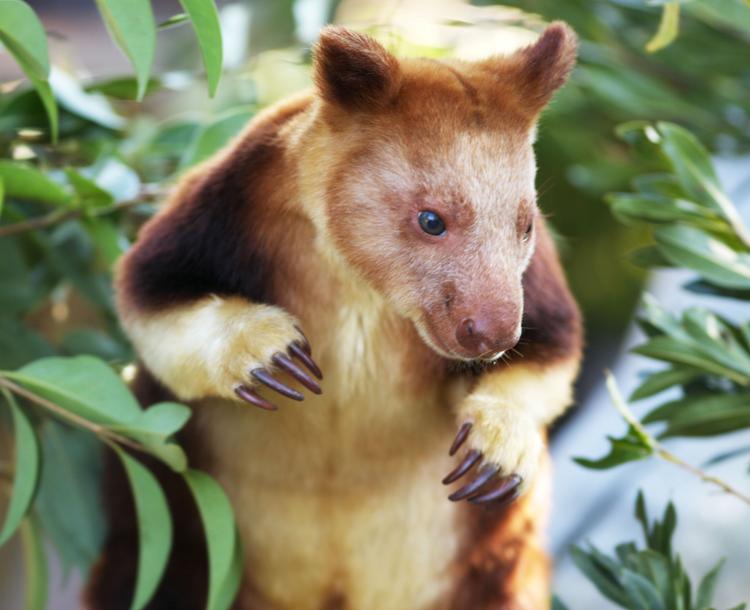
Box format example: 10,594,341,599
89,23,582,610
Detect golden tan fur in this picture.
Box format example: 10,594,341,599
91,22,583,610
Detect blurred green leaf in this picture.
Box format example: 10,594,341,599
0,161,71,206
35,420,105,577
85,76,162,100
65,168,115,209
181,109,253,168
0,177,4,219
646,2,681,53
630,367,702,401
574,425,654,470
158,13,190,30
85,217,127,266
113,447,172,610
696,559,725,610
184,470,237,610
0,0,58,140
654,225,750,290
0,391,40,546
94,0,156,101
644,393,750,437
179,0,223,96
19,514,48,610
51,68,126,130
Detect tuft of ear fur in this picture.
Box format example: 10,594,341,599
313,26,402,111
492,21,578,116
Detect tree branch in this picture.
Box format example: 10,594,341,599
0,376,146,454
0,185,163,238
606,371,750,507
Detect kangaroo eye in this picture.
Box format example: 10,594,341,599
523,219,534,241
418,211,446,236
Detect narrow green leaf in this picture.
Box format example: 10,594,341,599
65,168,115,209
0,391,40,546
646,2,680,53
183,470,237,610
574,426,653,470
178,0,223,96
113,447,172,610
0,176,4,219
158,12,190,30
19,514,48,610
0,161,71,206
696,559,725,610
94,0,156,100
655,225,750,290
570,546,630,607
645,393,750,438
0,1,58,140
621,569,667,610
85,76,162,100
181,110,253,168
630,367,702,401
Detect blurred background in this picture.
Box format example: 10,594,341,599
1,0,749,608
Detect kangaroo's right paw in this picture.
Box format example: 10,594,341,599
218,307,323,411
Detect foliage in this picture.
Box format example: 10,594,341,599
577,121,750,473
559,493,745,610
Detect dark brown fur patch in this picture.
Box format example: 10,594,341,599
117,100,309,313
516,218,583,364
313,26,402,111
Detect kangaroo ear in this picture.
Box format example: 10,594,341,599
313,26,402,111
493,22,578,116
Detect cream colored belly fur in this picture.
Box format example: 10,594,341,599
192,316,468,610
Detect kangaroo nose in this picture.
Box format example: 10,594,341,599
455,314,520,358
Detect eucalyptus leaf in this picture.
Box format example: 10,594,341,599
184,470,237,610
179,0,224,96
94,0,156,101
0,391,40,546
113,447,173,610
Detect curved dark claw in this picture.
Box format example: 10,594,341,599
449,422,472,456
442,449,481,485
272,352,322,394
468,475,522,506
289,342,323,380
448,465,500,502
235,385,278,411
294,326,312,354
251,368,304,401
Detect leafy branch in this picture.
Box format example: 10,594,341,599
0,184,162,238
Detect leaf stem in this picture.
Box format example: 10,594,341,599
0,185,162,238
605,371,750,507
0,376,145,454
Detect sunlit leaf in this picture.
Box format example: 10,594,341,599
0,391,40,546
646,2,680,53
113,447,172,610
644,393,750,438
184,470,237,610
178,0,223,96
94,0,156,101
19,514,48,610
0,161,71,206
574,425,653,470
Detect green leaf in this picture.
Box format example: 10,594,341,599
0,391,40,546
0,177,4,219
574,425,653,470
214,532,243,610
178,0,223,96
655,225,750,290
644,393,750,438
19,514,48,610
0,0,58,139
570,546,630,607
85,76,162,100
5,356,189,471
85,217,127,266
158,13,190,30
50,68,126,130
7,355,142,425
552,597,571,610
629,246,674,269
646,2,680,53
114,447,173,610
181,110,253,168
34,420,105,577
183,470,237,610
65,168,115,209
630,367,702,401
696,559,725,610
94,0,156,101
0,161,72,206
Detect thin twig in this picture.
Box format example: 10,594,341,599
0,185,163,239
0,377,145,453
605,371,750,507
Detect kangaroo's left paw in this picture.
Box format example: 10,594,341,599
442,409,543,509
